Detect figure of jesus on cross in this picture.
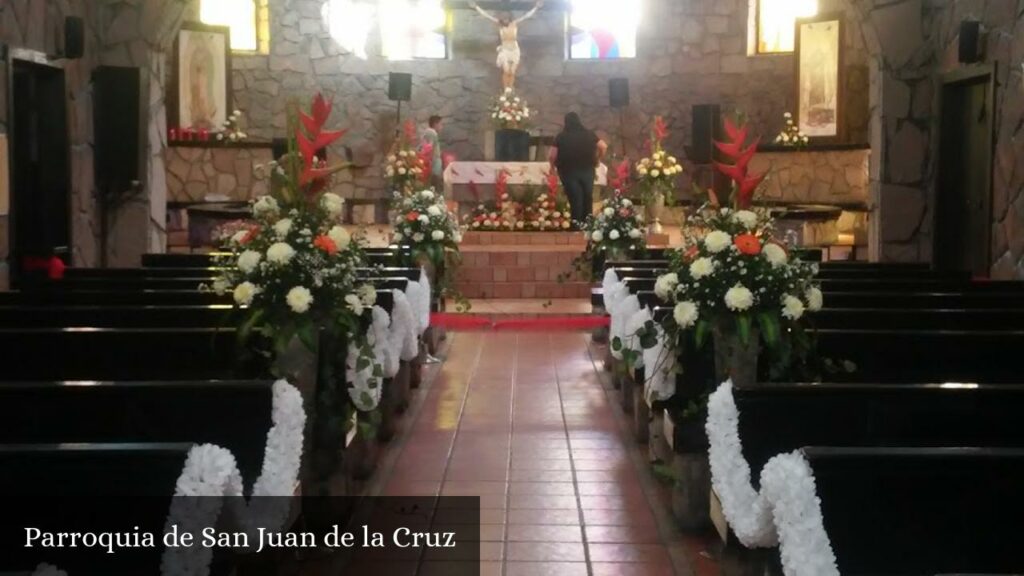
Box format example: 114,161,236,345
469,0,544,90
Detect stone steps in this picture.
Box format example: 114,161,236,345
456,232,590,299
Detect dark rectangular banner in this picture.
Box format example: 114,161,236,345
0,496,481,575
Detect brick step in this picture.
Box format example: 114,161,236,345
455,281,592,299
462,231,587,247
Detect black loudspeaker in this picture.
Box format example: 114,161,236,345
93,66,144,195
64,16,84,59
388,72,412,102
691,104,722,164
958,21,982,63
609,78,629,108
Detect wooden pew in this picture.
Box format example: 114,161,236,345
0,443,195,574
804,447,1024,574
732,383,1024,479
0,327,249,381
0,381,273,484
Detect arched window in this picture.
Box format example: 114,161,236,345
756,0,817,54
200,0,270,53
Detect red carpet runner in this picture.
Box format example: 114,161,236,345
430,313,610,331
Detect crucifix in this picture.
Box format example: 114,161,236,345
449,0,554,90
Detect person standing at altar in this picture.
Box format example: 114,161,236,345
550,112,607,225
421,115,444,192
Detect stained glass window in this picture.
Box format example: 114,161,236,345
756,0,818,54
568,0,640,60
199,0,269,53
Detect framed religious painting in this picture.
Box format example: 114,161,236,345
794,13,844,142
168,22,233,132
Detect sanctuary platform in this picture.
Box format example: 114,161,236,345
456,231,591,299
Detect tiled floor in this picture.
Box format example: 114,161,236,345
375,331,703,576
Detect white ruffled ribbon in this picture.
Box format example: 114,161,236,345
706,380,840,575
609,293,640,360
404,268,432,335
623,307,652,368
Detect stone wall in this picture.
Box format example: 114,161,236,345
930,1,1024,279
166,145,273,202
176,0,871,202
750,147,870,206
0,0,103,281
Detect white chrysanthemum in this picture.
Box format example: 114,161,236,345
398,167,407,175
273,218,293,239
427,205,441,216
724,284,755,311
592,230,604,242
609,229,620,240
413,233,425,242
805,286,824,312
286,286,313,314
673,301,699,328
233,282,257,306
763,243,788,267
253,195,279,217
328,225,351,250
344,293,364,316
561,221,571,229
629,228,642,239
387,155,397,162
622,198,632,207
704,230,732,253
421,190,434,199
418,215,429,224
266,242,296,265
431,230,445,241
654,273,679,301
650,169,661,178
733,210,758,229
320,192,344,216
604,207,614,217
689,257,715,280
237,250,261,273
453,231,463,242
781,294,805,320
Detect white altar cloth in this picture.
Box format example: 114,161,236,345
443,162,607,197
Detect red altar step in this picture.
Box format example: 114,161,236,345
456,232,590,299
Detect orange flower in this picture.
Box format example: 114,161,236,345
313,235,338,255
684,245,700,261
734,233,761,255
406,211,420,222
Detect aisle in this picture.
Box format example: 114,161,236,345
375,332,699,576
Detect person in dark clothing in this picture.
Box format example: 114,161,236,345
550,112,607,225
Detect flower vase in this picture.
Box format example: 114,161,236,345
645,191,665,235
711,319,760,387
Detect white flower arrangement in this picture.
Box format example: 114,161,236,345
581,191,646,255
391,189,463,265
775,112,809,148
489,87,531,130
706,380,840,575
634,116,681,206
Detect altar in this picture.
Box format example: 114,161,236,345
443,161,608,203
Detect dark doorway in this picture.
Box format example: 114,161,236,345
9,58,71,286
935,66,995,275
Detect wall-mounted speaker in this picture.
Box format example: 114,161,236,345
609,78,629,108
64,16,84,59
958,21,982,63
388,72,412,102
691,104,722,164
93,66,144,196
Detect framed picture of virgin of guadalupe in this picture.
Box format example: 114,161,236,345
169,23,233,132
794,13,844,142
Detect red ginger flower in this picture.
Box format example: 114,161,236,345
734,233,762,255
296,93,348,187
713,117,766,209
